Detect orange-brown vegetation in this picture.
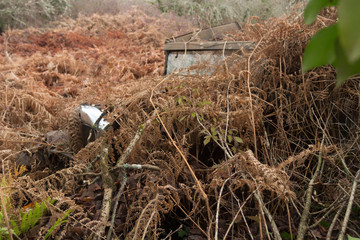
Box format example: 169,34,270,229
0,6,359,240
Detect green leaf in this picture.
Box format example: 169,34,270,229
234,137,243,143
210,127,217,136
281,232,292,240
338,0,360,63
0,227,17,237
191,112,196,118
178,229,189,238
231,146,237,153
304,0,338,25
179,116,186,122
227,135,233,143
192,88,200,96
177,97,183,104
347,235,360,240
303,24,338,72
335,40,360,86
11,220,20,236
213,117,217,123
20,212,29,233
45,210,70,240
203,136,211,146
247,215,260,222
320,221,330,228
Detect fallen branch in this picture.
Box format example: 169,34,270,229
254,189,282,240
107,169,127,240
338,169,360,240
112,163,160,172
115,112,155,168
326,202,345,240
296,139,324,240
98,146,113,239
107,113,156,238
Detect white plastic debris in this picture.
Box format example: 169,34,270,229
79,104,109,130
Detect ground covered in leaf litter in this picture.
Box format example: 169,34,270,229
0,6,359,240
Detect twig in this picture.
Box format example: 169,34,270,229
296,139,324,240
115,112,155,168
112,163,160,172
196,114,231,159
245,37,263,159
326,202,345,240
253,190,282,240
169,195,209,238
98,146,113,239
107,169,127,240
338,169,360,240
198,109,281,239
224,78,236,239
215,177,231,240
309,203,339,229
141,208,157,240
162,224,184,240
133,194,159,238
107,112,157,238
224,189,255,240
286,203,293,240
337,183,360,209
261,208,272,240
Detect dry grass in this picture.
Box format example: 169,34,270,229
0,5,359,240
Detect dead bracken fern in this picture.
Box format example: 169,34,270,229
210,150,296,202
0,5,359,240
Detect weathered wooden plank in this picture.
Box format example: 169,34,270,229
165,22,241,43
164,41,254,51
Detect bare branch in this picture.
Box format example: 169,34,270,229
296,139,324,240
338,170,360,240
98,146,113,239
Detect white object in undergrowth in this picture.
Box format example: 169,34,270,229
79,104,109,130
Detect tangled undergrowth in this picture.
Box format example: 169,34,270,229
0,6,359,240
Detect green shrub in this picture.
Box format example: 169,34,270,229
148,0,237,27
0,198,70,239
149,0,307,27
0,0,72,31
